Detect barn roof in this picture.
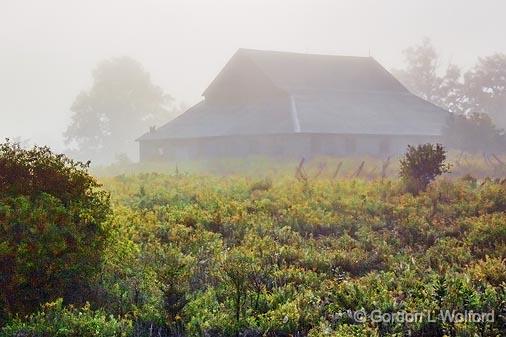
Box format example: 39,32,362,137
204,49,409,96
138,49,448,141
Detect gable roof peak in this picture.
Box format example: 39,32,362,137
205,48,408,96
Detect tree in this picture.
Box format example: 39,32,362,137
395,39,506,130
0,140,110,319
399,143,450,194
462,53,506,129
64,57,174,163
393,38,463,112
443,113,506,154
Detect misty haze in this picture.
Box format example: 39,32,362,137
0,1,505,337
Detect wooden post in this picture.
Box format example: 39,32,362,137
332,161,343,179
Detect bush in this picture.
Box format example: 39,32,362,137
0,299,132,337
0,140,110,319
400,143,450,194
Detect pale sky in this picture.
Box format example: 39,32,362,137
1,0,505,150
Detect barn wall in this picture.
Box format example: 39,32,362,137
139,134,442,162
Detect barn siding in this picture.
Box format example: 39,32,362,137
139,133,441,162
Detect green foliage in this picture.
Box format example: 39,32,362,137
0,140,103,202
90,173,506,336
0,299,132,337
2,168,505,336
400,143,450,194
0,140,110,319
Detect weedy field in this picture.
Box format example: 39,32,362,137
1,151,505,337
101,174,506,336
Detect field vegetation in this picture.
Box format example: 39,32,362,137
0,141,505,337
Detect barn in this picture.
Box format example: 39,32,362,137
137,49,448,161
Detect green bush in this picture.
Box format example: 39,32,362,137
0,299,132,337
0,141,110,318
400,143,450,194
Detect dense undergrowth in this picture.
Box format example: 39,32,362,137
4,171,505,337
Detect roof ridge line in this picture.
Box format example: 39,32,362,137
238,48,373,59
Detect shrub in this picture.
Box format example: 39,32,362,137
0,299,132,337
400,143,450,194
0,140,110,318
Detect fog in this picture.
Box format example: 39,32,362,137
1,0,505,159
